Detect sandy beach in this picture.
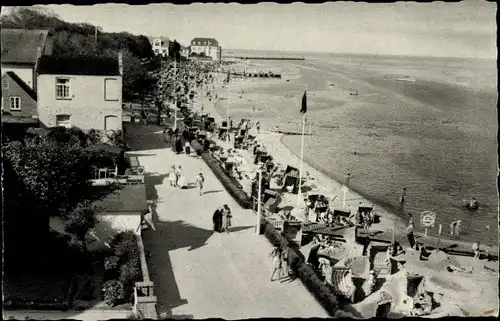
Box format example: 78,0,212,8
193,69,498,316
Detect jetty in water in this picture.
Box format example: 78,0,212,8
226,56,305,61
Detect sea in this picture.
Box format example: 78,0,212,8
221,49,498,245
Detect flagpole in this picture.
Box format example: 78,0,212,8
174,58,177,131
297,110,306,207
227,70,231,145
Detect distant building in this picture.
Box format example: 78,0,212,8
36,53,123,133
149,36,169,57
190,37,221,61
180,45,190,59
1,28,52,91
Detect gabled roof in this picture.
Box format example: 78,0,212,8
148,36,169,46
4,71,37,101
1,29,49,64
191,37,219,47
37,55,121,76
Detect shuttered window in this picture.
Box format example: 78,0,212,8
104,78,119,101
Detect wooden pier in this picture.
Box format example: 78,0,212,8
227,56,305,61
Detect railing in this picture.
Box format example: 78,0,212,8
90,167,145,186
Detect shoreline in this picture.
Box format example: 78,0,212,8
201,71,497,251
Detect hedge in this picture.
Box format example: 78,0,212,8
102,231,143,305
260,218,339,316
191,139,252,209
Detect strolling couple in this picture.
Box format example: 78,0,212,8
270,246,291,282
213,204,232,233
169,165,186,188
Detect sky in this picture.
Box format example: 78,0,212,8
6,1,498,58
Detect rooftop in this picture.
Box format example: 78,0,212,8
37,55,121,76
191,37,219,47
1,29,49,64
4,71,37,101
93,184,148,213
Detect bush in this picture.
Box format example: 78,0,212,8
199,150,251,209
104,256,119,271
87,129,102,144
102,280,125,306
119,260,141,286
111,231,139,260
64,202,97,240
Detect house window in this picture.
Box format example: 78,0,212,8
56,78,71,99
10,97,21,110
162,49,167,53
104,78,119,101
56,114,71,128
154,49,159,53
3,78,8,89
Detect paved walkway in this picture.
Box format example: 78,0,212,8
126,124,329,319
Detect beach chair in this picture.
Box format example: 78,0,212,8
330,267,356,303
368,242,392,275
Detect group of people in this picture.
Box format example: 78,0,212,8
168,165,187,189
269,246,292,282
212,204,232,233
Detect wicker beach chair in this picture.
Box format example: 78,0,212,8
330,267,356,302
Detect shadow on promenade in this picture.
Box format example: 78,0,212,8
124,123,170,152
142,172,214,318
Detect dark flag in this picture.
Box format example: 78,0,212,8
300,90,307,114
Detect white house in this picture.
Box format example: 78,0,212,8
149,36,169,57
190,37,222,61
36,53,123,133
1,28,52,92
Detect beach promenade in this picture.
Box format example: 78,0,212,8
125,124,329,319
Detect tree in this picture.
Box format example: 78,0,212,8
168,40,181,60
3,131,94,218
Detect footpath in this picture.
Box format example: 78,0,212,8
125,124,329,319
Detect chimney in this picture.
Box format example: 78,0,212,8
118,51,123,76
34,46,43,92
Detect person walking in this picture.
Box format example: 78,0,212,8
196,173,205,196
455,220,461,238
221,204,232,233
406,216,416,250
175,165,183,187
270,247,285,282
185,141,191,155
212,208,223,233
168,165,177,187
450,221,457,237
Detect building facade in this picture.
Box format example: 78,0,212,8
190,37,221,61
149,37,169,57
36,54,123,133
1,28,52,91
1,71,38,119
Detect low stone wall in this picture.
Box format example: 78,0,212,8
134,235,158,319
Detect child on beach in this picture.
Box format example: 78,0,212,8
473,242,481,260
